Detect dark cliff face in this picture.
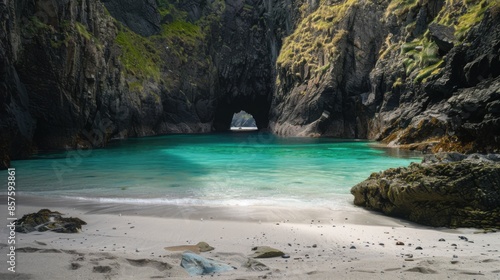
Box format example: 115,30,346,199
1,0,499,169
101,0,161,36
0,0,299,168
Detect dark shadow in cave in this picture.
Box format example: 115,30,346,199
213,95,271,131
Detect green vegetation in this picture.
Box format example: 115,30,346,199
75,22,92,41
23,16,96,49
395,0,499,83
128,81,144,92
385,0,419,19
115,25,161,82
243,4,253,12
277,0,357,79
22,16,51,37
113,0,224,89
401,34,443,83
414,60,444,83
436,0,499,40
392,77,403,88
159,20,203,46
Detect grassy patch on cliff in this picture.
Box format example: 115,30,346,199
277,1,356,80
115,25,161,82
436,0,499,40
401,35,445,83
75,22,92,41
397,0,499,83
160,20,203,44
385,0,419,18
114,0,221,89
23,16,98,49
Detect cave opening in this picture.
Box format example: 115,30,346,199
212,95,271,132
230,111,257,130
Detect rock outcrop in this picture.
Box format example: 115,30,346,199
351,154,500,228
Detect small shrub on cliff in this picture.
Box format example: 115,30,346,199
401,36,443,83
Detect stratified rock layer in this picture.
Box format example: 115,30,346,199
351,154,500,228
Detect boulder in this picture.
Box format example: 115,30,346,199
428,23,455,54
180,252,234,276
351,155,500,228
15,209,87,233
250,246,285,258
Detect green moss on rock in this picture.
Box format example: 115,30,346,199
115,24,161,82
351,158,500,228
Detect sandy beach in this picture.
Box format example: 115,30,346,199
1,195,499,279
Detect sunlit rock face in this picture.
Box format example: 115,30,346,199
270,0,500,152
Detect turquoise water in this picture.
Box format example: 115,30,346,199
11,132,421,208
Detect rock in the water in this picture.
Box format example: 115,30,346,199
15,209,86,233
180,252,234,276
250,246,285,258
351,154,500,228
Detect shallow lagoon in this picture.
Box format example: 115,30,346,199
12,132,421,209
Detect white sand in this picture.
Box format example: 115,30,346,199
1,196,499,279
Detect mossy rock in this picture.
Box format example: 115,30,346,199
351,156,500,228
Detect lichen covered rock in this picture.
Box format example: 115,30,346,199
351,154,500,228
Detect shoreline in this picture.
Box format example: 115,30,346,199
1,196,499,279
3,194,402,226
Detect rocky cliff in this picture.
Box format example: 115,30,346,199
1,0,500,169
270,0,500,154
